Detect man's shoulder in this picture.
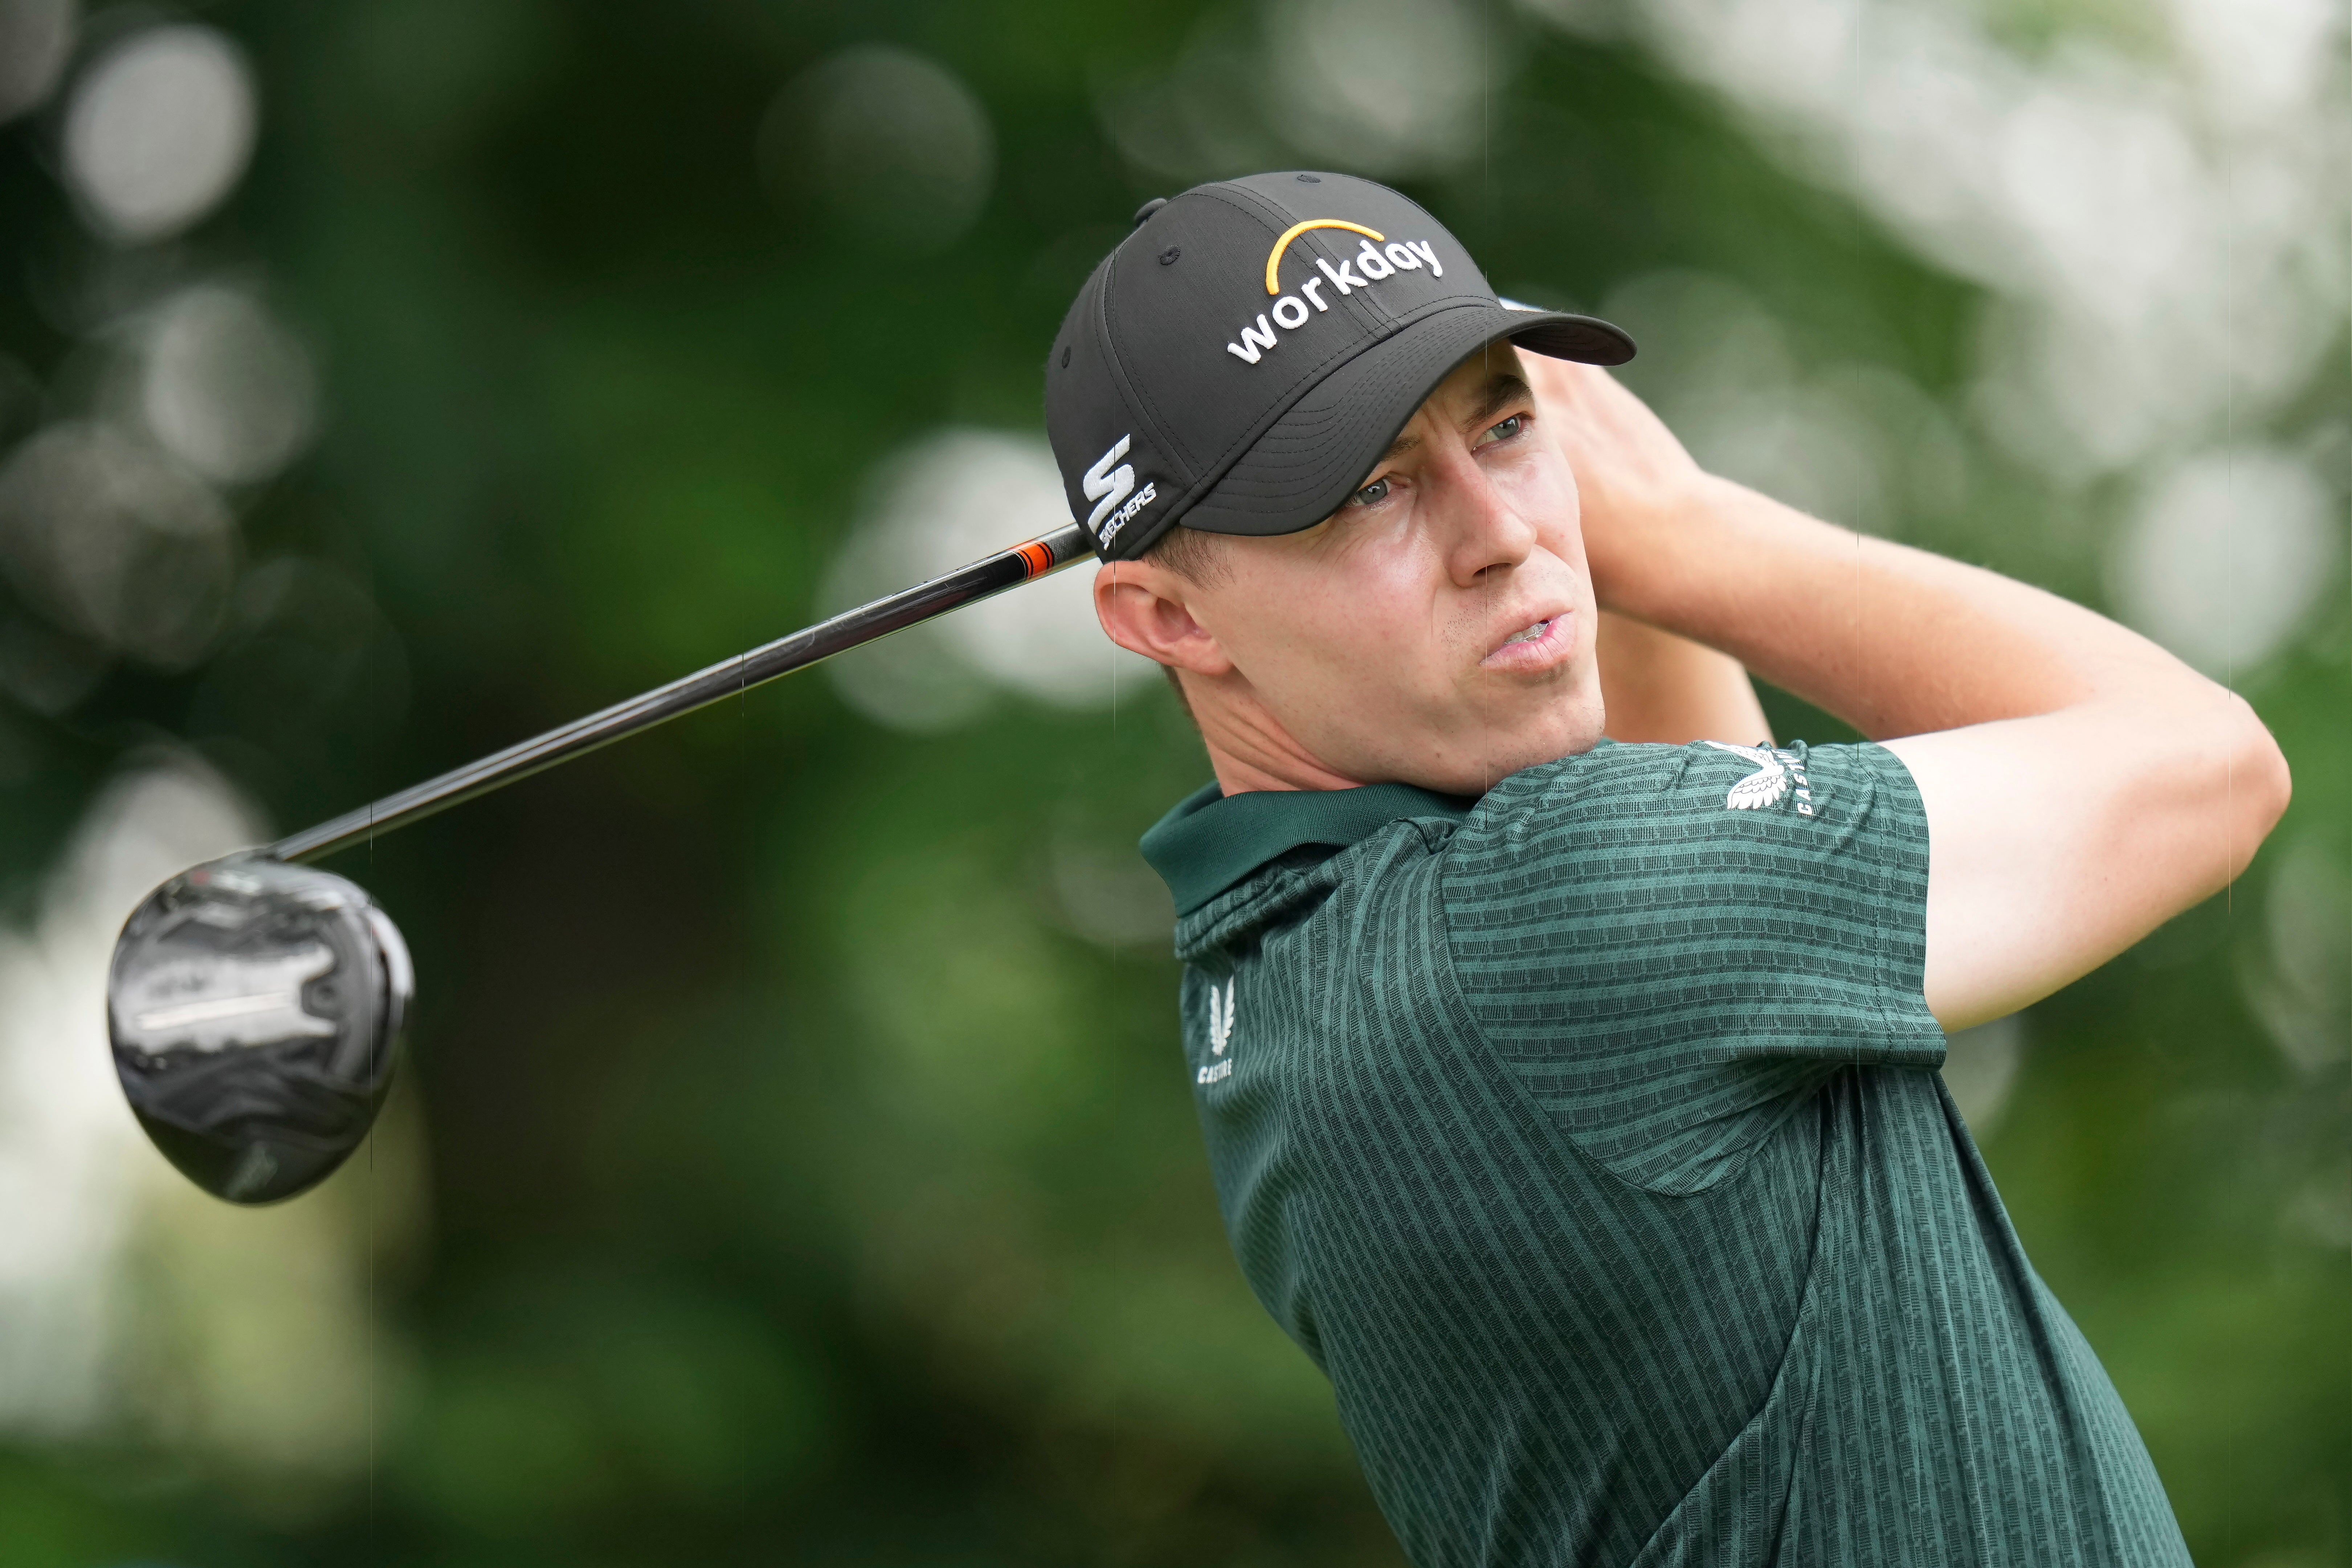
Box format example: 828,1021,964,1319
1442,737,1924,915
1463,737,1906,835
1165,740,1922,960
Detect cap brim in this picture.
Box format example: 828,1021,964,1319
1177,303,1633,540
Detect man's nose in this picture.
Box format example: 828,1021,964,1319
1434,449,1538,587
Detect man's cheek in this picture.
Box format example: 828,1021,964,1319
1505,452,1575,526
1530,482,1588,569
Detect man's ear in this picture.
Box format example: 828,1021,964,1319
1094,561,1234,678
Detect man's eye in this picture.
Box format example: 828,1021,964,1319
1481,413,1526,445
1347,477,1392,508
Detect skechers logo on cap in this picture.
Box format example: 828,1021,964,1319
1083,433,1157,548
1225,219,1446,366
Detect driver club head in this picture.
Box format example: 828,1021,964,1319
107,856,412,1205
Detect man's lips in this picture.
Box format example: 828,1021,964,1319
1479,610,1575,671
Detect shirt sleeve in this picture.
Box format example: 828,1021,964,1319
1440,739,1946,1196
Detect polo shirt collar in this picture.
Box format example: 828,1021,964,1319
1140,780,1479,917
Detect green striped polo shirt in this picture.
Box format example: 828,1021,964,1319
1141,739,2187,1567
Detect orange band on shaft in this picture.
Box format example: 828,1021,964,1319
1013,540,1055,577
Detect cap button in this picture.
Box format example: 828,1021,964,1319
1132,197,1169,226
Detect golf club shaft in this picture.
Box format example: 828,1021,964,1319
269,524,1094,865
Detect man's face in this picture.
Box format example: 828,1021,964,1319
1112,345,1605,795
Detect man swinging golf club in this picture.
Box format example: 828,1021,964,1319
1046,171,2288,1565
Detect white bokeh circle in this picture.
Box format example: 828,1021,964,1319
62,25,256,244
824,429,1152,733
139,285,317,485
2108,446,2338,676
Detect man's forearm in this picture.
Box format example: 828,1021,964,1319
1593,474,2180,739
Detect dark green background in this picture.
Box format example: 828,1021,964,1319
0,2,2343,1564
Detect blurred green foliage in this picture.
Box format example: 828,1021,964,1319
0,1,2343,1565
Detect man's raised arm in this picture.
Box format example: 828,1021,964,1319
1537,361,2292,1032
1595,612,1773,747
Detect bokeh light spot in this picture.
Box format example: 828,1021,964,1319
0,422,236,672
2108,446,2338,677
139,285,318,485
1263,0,1495,176
824,429,1152,732
758,46,994,254
0,0,75,125
62,25,256,244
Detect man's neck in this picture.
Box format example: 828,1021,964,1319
1185,675,1364,795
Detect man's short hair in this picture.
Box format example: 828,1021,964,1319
1143,522,1228,586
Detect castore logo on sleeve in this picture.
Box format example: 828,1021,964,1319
1197,976,1236,1085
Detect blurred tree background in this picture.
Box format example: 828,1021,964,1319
0,0,2343,1564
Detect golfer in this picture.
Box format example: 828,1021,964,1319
1044,172,2289,1565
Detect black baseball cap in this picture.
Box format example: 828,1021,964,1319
1044,170,1634,563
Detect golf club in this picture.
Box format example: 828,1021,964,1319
107,522,1092,1204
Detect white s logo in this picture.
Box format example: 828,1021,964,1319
1083,435,1135,537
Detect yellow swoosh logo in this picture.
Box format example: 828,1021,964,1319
1264,219,1385,295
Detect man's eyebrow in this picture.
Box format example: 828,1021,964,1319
1371,373,1534,466
1464,372,1533,429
